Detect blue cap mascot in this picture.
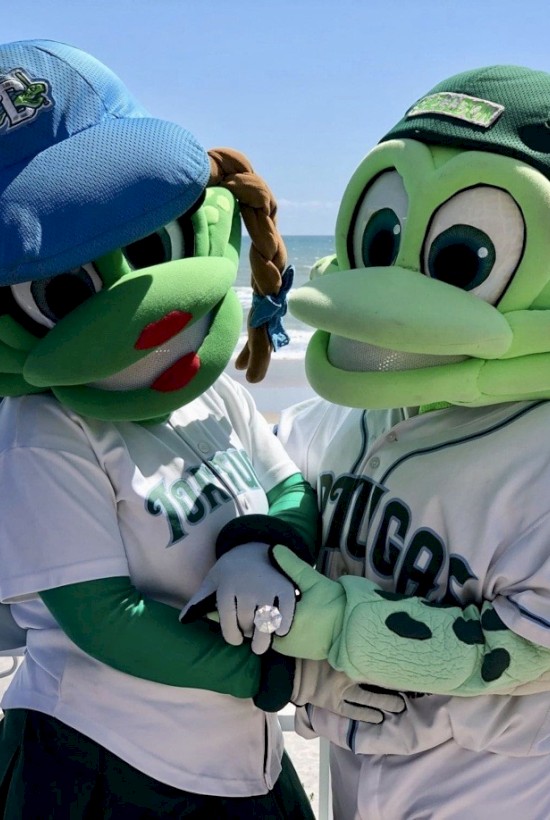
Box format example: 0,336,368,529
0,39,318,818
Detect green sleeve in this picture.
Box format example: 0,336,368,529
329,576,550,696
40,576,261,698
332,576,550,696
215,472,320,564
266,472,320,563
271,548,550,696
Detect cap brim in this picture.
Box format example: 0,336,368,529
0,116,210,285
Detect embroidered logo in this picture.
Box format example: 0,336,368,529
406,92,504,129
0,68,52,133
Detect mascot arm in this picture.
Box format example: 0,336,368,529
179,474,319,659
266,473,319,563
214,473,319,564
39,577,265,698
271,547,550,696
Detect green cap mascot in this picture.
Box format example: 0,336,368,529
0,39,319,817
191,66,550,817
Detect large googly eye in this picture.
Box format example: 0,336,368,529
349,170,408,268
123,218,192,270
10,263,103,329
422,187,525,304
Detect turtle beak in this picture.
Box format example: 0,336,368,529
289,267,512,361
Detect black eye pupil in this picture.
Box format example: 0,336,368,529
28,270,98,325
124,230,170,270
360,208,401,267
368,230,396,266
42,274,94,321
426,224,495,291
430,244,480,289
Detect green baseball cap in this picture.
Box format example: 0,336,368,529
381,65,550,178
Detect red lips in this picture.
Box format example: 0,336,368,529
151,352,201,392
134,311,193,350
135,311,201,392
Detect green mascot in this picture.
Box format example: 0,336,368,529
187,66,550,818
0,38,326,818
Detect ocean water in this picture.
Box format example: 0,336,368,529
235,235,335,360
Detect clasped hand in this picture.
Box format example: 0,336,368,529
180,542,409,724
180,541,297,654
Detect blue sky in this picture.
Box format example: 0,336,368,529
5,0,550,234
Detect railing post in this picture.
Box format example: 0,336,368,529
279,707,333,820
318,737,333,820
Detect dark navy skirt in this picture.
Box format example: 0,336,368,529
0,710,315,818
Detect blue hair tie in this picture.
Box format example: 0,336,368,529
249,265,294,351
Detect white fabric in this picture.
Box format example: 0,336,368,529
291,658,405,722
0,374,298,797
328,740,550,820
279,396,550,814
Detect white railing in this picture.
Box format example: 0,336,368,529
279,708,333,820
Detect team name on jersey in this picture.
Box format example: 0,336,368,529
146,448,261,545
319,471,476,604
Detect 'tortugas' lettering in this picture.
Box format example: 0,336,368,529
146,448,261,545
319,471,476,604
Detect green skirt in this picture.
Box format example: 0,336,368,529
0,709,315,819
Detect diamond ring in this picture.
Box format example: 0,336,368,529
254,604,283,634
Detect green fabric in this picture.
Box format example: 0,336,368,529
39,576,260,698
418,401,452,414
380,66,550,181
266,473,320,563
0,187,245,422
31,260,242,422
291,135,550,410
271,546,550,697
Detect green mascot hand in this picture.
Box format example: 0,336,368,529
270,545,346,660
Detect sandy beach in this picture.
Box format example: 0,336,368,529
230,354,316,423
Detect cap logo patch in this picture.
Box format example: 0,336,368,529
0,68,52,133
406,92,504,128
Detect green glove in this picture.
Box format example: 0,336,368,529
270,546,550,697
271,545,346,660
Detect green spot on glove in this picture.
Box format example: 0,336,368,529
481,648,511,681
385,612,432,640
452,618,484,645
480,608,507,631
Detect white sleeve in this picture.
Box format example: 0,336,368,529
489,511,550,650
215,375,302,493
0,412,129,603
277,397,352,486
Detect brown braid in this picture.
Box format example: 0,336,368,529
207,147,288,383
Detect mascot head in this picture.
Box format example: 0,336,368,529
289,65,550,409
0,39,289,422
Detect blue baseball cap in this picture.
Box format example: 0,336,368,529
0,40,211,285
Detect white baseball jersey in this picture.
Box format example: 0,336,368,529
278,396,550,819
0,374,299,797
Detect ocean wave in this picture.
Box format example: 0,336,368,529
233,328,312,360
234,286,253,310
